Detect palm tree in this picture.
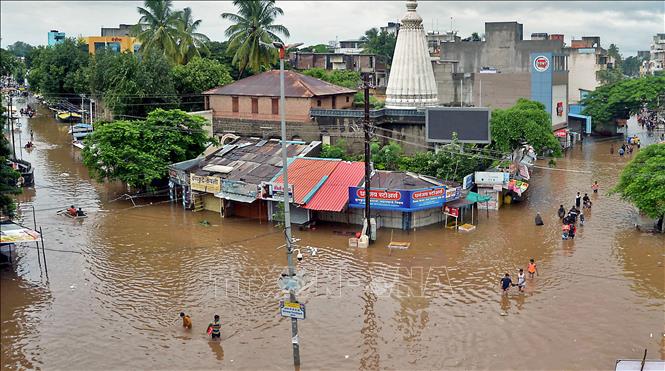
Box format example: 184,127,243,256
175,7,210,65
133,0,181,61
221,0,290,77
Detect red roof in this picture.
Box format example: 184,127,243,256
203,70,357,98
273,158,341,205
305,161,365,212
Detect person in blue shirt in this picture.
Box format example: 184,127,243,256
500,273,513,294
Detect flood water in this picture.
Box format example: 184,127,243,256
2,102,664,370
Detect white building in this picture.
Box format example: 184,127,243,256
564,37,614,103
642,33,665,75
385,0,438,109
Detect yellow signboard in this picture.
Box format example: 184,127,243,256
190,174,221,193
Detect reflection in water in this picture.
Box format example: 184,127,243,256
1,103,663,369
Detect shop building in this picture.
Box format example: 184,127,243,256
81,36,140,54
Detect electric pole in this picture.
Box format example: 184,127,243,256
9,95,16,159
363,74,372,242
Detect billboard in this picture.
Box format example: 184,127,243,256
260,182,294,203
425,107,491,144
348,186,462,212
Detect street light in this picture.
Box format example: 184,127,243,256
264,39,303,367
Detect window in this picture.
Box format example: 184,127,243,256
272,98,279,115
205,96,210,110
317,99,322,107
346,96,349,103
251,98,259,114
232,97,239,112
332,96,337,109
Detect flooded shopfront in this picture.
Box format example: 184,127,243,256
2,104,663,370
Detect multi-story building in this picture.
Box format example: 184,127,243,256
564,36,614,103
203,70,356,141
101,24,136,37
289,51,389,87
642,33,665,75
435,22,569,128
47,30,66,46
426,30,460,56
81,36,140,54
334,39,365,54
380,22,400,36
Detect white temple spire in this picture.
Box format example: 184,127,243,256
385,0,438,109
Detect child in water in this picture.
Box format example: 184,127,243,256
516,269,526,292
527,259,538,278
592,181,599,194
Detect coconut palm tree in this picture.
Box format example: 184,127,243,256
221,0,290,77
133,0,181,61
175,7,210,65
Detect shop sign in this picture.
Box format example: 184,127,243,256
190,174,221,193
349,186,462,211
411,187,446,208
219,180,259,200
260,182,294,203
474,171,509,185
445,187,462,201
444,205,459,218
534,55,549,72
280,300,306,320
463,173,474,190
351,188,406,209
554,129,568,138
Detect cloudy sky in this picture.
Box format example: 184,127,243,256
1,1,663,56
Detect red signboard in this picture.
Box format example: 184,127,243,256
534,55,549,72
444,206,459,217
554,129,568,138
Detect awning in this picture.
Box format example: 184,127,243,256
466,192,491,203
1,222,41,244
215,192,257,203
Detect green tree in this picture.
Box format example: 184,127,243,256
0,48,18,77
361,28,396,64
612,144,665,224
174,7,210,65
205,41,244,79
133,0,181,62
221,0,290,76
582,75,665,128
607,43,622,68
371,141,402,170
172,57,233,110
490,98,562,156
86,51,178,117
82,109,209,189
26,39,90,98
0,134,21,218
622,55,642,77
7,41,34,58
596,68,624,85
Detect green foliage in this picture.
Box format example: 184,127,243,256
174,7,210,65
205,41,245,80
371,141,402,170
581,75,665,127
300,44,330,53
622,55,643,77
612,144,665,219
7,41,34,58
301,68,360,89
1,48,18,77
0,135,21,218
82,109,209,189
596,67,624,85
86,51,178,117
361,28,396,64
26,39,90,98
490,98,562,156
133,0,181,62
607,43,622,67
172,57,233,110
221,0,290,76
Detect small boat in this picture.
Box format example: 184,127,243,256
57,210,88,219
72,140,85,150
56,111,82,123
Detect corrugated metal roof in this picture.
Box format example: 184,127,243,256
273,158,341,204
203,70,357,97
305,161,365,212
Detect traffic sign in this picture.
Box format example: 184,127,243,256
280,300,306,320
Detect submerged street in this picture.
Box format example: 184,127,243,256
1,104,664,369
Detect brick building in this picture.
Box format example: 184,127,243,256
290,52,389,87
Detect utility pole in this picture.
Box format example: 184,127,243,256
9,95,16,159
363,74,372,242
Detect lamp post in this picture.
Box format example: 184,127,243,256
271,40,303,367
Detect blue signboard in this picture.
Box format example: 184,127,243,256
348,186,462,212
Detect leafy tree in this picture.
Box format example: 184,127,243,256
582,75,665,128
82,109,209,189
301,68,360,89
596,68,624,85
607,43,622,68
622,56,642,77
221,0,290,76
26,39,90,98
205,41,244,80
371,141,402,170
172,57,233,110
361,28,396,64
86,51,178,117
0,133,21,218
612,144,665,225
7,41,34,58
0,48,18,77
133,0,181,62
174,7,210,65
490,98,562,156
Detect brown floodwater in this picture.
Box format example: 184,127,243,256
2,103,664,370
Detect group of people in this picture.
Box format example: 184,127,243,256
637,108,661,131
66,205,86,217
180,312,222,340
500,259,538,294
19,105,35,118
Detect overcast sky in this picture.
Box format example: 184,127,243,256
1,1,663,56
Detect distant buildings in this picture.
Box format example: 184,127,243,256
380,22,400,36
333,39,365,54
641,33,665,75
426,30,460,56
47,30,66,46
101,24,135,37
290,52,389,87
203,70,356,141
564,36,614,103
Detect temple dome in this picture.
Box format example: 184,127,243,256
385,0,438,109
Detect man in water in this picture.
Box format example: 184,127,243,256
500,273,512,294
535,212,544,226
76,208,85,217
575,192,581,208
579,212,585,226
67,205,77,216
207,315,221,339
557,205,565,219
180,312,192,329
